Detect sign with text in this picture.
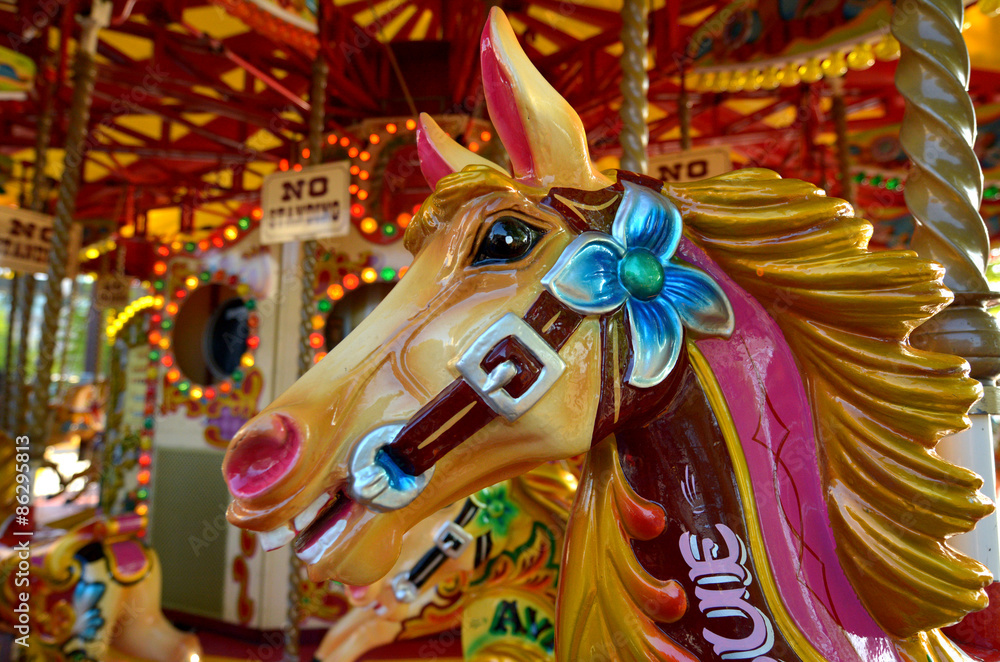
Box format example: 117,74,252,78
0,207,81,275
261,161,351,244
648,146,732,183
94,274,132,310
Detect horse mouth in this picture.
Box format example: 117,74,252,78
256,488,362,565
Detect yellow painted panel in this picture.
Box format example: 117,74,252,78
192,85,224,100
527,5,602,40
246,129,283,153
762,105,798,129
381,3,419,40
220,67,247,92
101,29,153,61
169,124,190,142
723,97,779,115
97,127,144,147
182,6,249,40
180,113,216,127
353,0,407,33
410,8,434,40
115,115,162,141
147,207,181,237
966,11,1000,72
847,105,885,121
506,16,559,56
83,160,110,183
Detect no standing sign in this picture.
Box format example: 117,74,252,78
260,161,352,244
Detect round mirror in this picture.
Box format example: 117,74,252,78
173,283,249,385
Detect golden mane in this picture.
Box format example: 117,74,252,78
663,168,993,638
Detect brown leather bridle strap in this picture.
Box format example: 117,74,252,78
383,291,584,477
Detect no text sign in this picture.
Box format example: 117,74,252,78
261,161,351,244
0,207,81,275
648,147,732,183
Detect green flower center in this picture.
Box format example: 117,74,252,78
619,248,664,301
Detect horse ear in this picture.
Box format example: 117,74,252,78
417,113,508,189
481,8,610,190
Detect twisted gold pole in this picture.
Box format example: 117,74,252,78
829,76,855,208
8,60,54,438
679,75,692,151
284,51,328,662
100,331,125,511
27,44,99,445
894,0,988,296
619,0,649,173
2,273,20,432
893,0,1000,578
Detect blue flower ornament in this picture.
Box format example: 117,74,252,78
541,182,734,388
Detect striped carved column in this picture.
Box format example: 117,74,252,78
619,0,649,173
892,0,1000,578
27,4,110,444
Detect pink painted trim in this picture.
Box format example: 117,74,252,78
679,238,902,662
481,11,535,183
224,414,301,498
108,539,148,579
416,121,455,189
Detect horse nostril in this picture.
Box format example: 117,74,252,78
224,414,301,498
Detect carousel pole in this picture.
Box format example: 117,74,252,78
679,64,692,151
619,0,649,173
829,76,855,208
283,43,328,662
8,59,55,436
3,273,21,432
27,2,111,447
892,0,1000,578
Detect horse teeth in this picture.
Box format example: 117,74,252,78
295,518,347,565
294,493,331,532
258,525,294,551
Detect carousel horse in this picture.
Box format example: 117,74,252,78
20,382,110,502
0,434,201,662
315,462,577,662
222,9,998,661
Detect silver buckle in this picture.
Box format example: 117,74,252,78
348,422,434,512
391,572,419,603
434,521,473,559
455,313,565,421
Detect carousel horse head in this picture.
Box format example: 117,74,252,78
222,8,671,584
225,8,994,657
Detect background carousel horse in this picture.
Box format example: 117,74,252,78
0,433,201,662
11,382,111,502
315,462,577,662
222,9,998,662
43,382,109,501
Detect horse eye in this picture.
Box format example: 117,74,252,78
472,216,543,266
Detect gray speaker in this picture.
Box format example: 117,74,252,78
149,446,230,619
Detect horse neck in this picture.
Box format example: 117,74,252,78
568,355,803,661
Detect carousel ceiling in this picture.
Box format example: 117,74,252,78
0,0,999,247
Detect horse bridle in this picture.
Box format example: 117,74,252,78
347,171,660,512
348,290,584,511
389,497,494,603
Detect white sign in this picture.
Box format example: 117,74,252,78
94,274,131,310
261,161,352,244
0,207,81,275
648,146,732,183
